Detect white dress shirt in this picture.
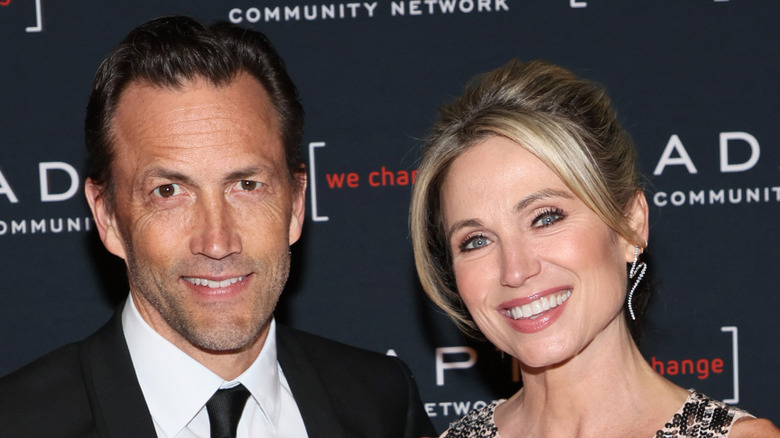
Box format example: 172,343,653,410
122,295,309,437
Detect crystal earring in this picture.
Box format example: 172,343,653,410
627,245,647,321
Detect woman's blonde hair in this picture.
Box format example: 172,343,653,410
410,59,646,338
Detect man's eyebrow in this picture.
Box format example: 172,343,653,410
223,165,276,183
141,168,195,186
445,188,572,242
139,165,277,185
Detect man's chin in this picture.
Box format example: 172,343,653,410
182,318,270,354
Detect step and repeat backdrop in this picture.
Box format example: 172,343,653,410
1,0,778,430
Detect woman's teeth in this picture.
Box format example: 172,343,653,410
505,290,571,320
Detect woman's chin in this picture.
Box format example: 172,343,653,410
507,342,574,371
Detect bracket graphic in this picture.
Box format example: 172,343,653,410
308,142,329,222
720,326,739,404
25,0,42,32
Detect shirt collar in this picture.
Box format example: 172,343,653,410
121,294,282,436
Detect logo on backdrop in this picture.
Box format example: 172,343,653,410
0,161,91,237
228,0,510,24
227,0,734,23
650,131,779,208
310,130,779,221
1,0,43,32
308,141,416,222
419,326,741,419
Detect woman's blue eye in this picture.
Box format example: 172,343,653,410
533,208,565,227
461,235,492,251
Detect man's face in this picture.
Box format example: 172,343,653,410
87,74,305,355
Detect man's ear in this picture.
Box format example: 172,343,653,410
85,179,127,260
288,171,307,245
623,190,650,262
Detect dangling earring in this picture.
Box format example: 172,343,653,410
627,245,647,321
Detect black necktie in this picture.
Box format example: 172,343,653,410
206,384,251,438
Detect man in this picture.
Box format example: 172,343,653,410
0,16,435,438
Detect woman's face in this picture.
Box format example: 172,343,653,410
440,136,640,368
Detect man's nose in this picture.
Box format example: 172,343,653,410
189,196,242,260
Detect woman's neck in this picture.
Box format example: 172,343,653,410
495,320,688,438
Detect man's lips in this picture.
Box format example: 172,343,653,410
498,288,572,320
182,274,249,289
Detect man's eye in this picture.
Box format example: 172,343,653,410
152,184,182,198
236,180,263,191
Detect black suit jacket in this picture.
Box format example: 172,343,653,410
0,310,436,438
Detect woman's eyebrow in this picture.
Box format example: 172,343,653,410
446,219,483,242
513,188,571,212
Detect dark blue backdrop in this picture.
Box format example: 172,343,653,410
1,0,778,430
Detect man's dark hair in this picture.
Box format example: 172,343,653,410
84,15,305,205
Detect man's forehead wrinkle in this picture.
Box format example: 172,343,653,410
132,113,259,150
114,76,282,144
156,104,245,132
140,107,279,147
128,76,280,123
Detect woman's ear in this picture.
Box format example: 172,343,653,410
623,190,649,261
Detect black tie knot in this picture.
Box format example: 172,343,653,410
206,384,251,438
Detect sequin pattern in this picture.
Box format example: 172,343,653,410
655,391,752,437
441,400,500,438
441,391,753,438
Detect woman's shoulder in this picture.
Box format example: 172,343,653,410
440,400,504,438
656,390,777,437
730,417,780,438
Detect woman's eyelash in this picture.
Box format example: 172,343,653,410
532,207,565,227
459,234,491,252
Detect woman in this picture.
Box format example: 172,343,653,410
410,59,779,437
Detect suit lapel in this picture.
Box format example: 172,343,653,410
79,308,157,437
74,311,350,437
277,325,346,438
